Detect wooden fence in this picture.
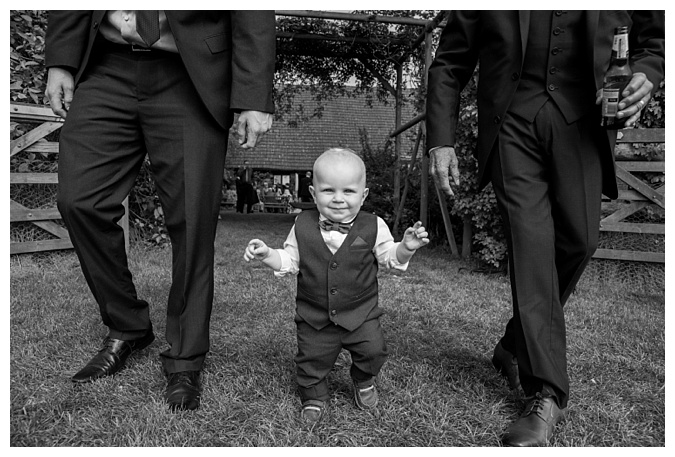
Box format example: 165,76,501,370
10,102,128,255
594,128,665,263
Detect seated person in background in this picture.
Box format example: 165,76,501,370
224,185,237,205
281,187,294,203
244,148,430,424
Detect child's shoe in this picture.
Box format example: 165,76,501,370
300,399,325,424
353,381,378,409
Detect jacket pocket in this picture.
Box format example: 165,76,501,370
204,33,230,54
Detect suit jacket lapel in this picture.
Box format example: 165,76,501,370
585,11,602,86
518,11,531,64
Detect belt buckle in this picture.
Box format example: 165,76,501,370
131,44,151,52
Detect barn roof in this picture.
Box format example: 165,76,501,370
225,87,419,172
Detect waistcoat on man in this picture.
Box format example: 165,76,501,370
295,210,381,331
508,10,596,123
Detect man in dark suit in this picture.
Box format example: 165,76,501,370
426,11,664,445
298,171,313,203
44,11,276,411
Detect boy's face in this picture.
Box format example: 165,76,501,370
310,158,369,223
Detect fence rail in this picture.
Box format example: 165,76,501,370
10,102,129,255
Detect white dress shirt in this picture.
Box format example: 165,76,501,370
273,215,408,277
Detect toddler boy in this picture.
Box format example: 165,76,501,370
244,148,429,423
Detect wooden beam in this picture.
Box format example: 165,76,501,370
599,222,664,235
277,31,408,46
615,167,665,209
275,10,429,26
390,112,425,137
395,10,448,63
615,128,665,143
616,161,665,172
592,249,664,263
600,201,648,224
10,102,63,122
19,141,60,155
277,47,387,59
434,182,459,256
11,239,73,255
393,125,423,235
10,207,63,222
10,200,70,240
393,64,403,215
10,121,63,157
358,58,396,97
10,173,59,184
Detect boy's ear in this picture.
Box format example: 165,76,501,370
362,187,369,202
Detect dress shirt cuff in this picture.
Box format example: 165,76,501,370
386,243,409,272
428,145,452,156
273,248,298,277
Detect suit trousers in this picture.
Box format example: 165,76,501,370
489,100,604,408
57,44,230,373
295,317,388,402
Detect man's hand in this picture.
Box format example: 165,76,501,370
429,146,460,197
402,221,430,251
595,72,654,128
45,67,74,119
244,239,270,262
236,111,273,149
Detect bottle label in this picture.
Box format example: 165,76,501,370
602,88,620,117
612,33,629,59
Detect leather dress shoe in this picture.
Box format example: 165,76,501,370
71,330,155,383
501,393,568,446
492,341,521,391
165,371,201,411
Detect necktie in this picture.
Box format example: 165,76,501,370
319,219,352,234
136,11,160,47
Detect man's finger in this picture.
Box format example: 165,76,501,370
237,117,247,144
241,126,259,149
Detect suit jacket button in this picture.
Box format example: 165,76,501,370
494,115,502,124
330,288,337,295
331,309,337,315
330,262,338,270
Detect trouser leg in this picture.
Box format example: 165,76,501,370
295,321,343,402
343,318,388,384
135,51,229,373
490,102,603,408
57,50,150,340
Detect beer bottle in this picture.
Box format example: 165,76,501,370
601,26,633,129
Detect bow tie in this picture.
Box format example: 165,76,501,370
319,219,352,234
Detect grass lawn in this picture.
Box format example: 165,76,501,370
9,212,665,446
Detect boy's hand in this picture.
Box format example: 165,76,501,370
402,221,430,251
244,239,270,262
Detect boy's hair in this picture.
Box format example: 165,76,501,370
313,148,366,184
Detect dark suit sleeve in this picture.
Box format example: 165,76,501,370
44,10,92,72
426,10,480,151
229,10,276,114
629,11,665,91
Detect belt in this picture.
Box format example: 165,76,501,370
97,38,176,55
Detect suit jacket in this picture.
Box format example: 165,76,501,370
45,10,276,130
426,10,665,199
